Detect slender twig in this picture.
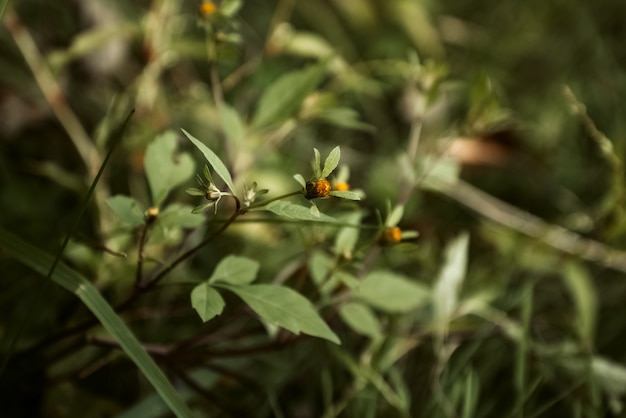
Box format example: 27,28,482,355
135,223,150,287
173,368,244,417
86,335,172,357
4,11,100,173
116,207,243,316
209,60,224,107
430,177,626,273
247,190,302,209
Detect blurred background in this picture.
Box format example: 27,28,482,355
2,0,626,416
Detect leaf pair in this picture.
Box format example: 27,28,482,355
191,255,340,344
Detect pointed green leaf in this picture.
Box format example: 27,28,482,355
220,0,243,17
106,195,144,227
209,255,260,285
145,131,195,206
356,271,429,313
329,190,361,200
0,229,195,418
318,108,375,132
293,173,306,189
340,302,382,339
261,200,336,222
181,129,236,194
433,232,470,336
252,64,326,129
191,283,226,322
185,187,205,196
217,284,340,344
387,205,404,228
313,148,322,178
562,262,597,344
321,146,340,178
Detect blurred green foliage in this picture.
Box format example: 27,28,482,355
2,0,626,417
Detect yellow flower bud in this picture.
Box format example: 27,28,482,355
305,179,332,199
380,227,402,245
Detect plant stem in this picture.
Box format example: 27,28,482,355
135,223,150,288
247,190,302,209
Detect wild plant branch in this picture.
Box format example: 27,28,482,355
430,177,626,273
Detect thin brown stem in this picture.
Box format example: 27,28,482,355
135,223,150,287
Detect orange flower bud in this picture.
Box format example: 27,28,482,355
333,181,350,192
200,1,216,16
380,227,402,245
305,179,332,199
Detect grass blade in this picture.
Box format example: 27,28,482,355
0,229,196,418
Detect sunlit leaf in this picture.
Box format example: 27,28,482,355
106,195,144,227
157,204,205,229
321,146,341,178
563,262,597,344
208,255,260,285
356,271,430,313
191,283,225,322
340,302,382,339
218,284,340,344
294,173,307,189
433,232,469,337
181,129,236,194
145,131,195,206
334,212,362,258
252,64,326,129
387,205,404,228
261,200,335,222
329,190,361,200
313,148,322,178
318,108,375,132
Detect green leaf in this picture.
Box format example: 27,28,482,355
592,356,626,397
318,108,375,132
334,212,362,258
185,187,205,196
356,271,429,313
309,250,335,286
252,64,326,129
340,302,382,339
157,204,204,229
387,205,404,228
261,200,336,222
433,232,470,337
217,284,340,344
293,173,306,189
419,155,461,191
208,255,260,285
321,146,340,178
145,131,195,206
313,148,322,178
219,104,245,146
191,283,226,322
106,195,144,227
562,262,597,344
329,190,361,200
181,129,236,194
220,0,243,17
0,229,195,418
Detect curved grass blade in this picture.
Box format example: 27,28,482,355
0,108,134,381
0,229,196,418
